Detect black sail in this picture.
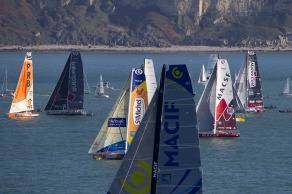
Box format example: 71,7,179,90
45,51,84,111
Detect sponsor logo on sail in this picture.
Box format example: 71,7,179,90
172,67,183,79
249,62,257,88
134,69,143,75
217,72,231,100
121,160,151,193
71,61,77,91
26,63,31,87
133,98,145,125
163,102,179,166
108,118,126,127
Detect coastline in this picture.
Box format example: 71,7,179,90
0,44,291,53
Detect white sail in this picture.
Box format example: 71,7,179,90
197,59,239,137
142,58,157,104
99,74,104,94
282,77,291,95
198,64,207,84
108,64,202,193
95,73,109,98
234,60,247,107
84,71,90,94
206,54,219,82
88,73,131,159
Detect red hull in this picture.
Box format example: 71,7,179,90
199,132,240,138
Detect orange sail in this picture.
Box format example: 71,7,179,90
8,52,39,118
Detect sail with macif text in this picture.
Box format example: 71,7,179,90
107,64,202,194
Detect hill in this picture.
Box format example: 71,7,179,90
0,0,291,48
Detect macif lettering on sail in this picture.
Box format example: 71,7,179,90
163,102,180,167
249,61,257,88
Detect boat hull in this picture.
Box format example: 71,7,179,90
8,111,39,118
45,109,87,115
279,109,292,113
92,153,125,160
199,132,240,138
246,108,266,113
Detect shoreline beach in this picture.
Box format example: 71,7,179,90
0,45,291,53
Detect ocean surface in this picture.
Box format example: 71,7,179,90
0,51,291,194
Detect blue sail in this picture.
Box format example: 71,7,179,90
107,64,202,194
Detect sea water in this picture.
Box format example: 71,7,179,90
0,51,291,193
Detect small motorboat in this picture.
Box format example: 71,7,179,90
279,109,292,113
264,105,277,109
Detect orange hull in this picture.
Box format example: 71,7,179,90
8,112,39,118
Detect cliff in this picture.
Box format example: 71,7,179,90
0,0,291,48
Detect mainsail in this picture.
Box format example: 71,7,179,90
45,51,86,115
88,72,131,159
280,77,292,96
197,59,240,137
205,54,219,82
142,58,157,104
108,64,202,194
198,64,207,84
126,68,148,149
89,68,149,159
8,52,38,118
234,51,266,112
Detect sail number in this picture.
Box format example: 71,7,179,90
26,63,31,87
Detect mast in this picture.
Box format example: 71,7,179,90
150,64,165,194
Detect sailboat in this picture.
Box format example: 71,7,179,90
89,68,150,159
84,71,90,94
45,51,87,115
0,70,14,98
196,59,240,137
95,74,109,98
234,51,266,113
205,54,219,82
280,77,292,96
8,52,39,118
198,64,207,84
107,64,202,193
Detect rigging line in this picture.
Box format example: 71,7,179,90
118,101,155,194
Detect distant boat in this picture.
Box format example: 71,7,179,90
45,51,87,115
95,74,109,98
89,68,150,159
197,59,240,137
198,64,207,85
279,109,292,113
234,51,266,113
280,77,292,96
205,54,219,82
264,105,277,109
0,69,14,98
8,52,39,118
84,71,90,94
107,64,202,193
